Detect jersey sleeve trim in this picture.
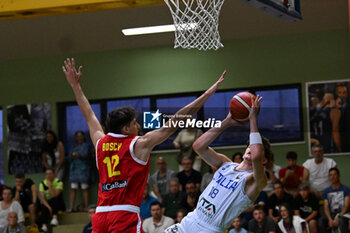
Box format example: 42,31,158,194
95,138,101,170
129,136,148,165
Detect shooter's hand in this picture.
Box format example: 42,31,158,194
249,95,262,120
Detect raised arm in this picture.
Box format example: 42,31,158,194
134,71,226,161
62,58,105,147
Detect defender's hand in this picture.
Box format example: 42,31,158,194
62,58,83,88
205,70,226,96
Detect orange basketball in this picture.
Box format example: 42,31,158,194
229,92,256,124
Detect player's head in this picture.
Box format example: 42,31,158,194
105,106,140,136
244,136,272,165
252,205,265,223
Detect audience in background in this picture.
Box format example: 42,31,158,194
176,157,202,191
68,131,91,212
173,128,203,171
200,166,215,192
180,181,200,213
149,157,176,203
242,191,268,228
0,212,26,233
248,205,276,233
175,209,187,224
318,167,350,233
82,204,96,233
232,152,243,163
143,201,174,233
303,144,336,197
140,184,158,220
263,153,281,195
162,178,186,219
13,173,38,226
0,187,24,228
229,215,248,233
41,131,65,180
294,183,318,233
268,181,294,224
277,203,309,233
38,168,65,232
279,151,307,196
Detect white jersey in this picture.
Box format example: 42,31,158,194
167,162,253,233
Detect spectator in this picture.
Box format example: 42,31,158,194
277,203,309,233
303,144,336,197
173,128,203,171
0,188,24,228
42,131,65,180
162,178,186,219
318,167,350,233
140,184,158,220
263,153,281,195
175,209,187,224
68,131,91,212
13,173,38,226
248,205,276,233
0,212,26,233
0,184,6,201
242,191,268,228
232,152,243,163
176,157,202,191
268,181,294,224
200,166,215,192
39,168,65,232
82,204,96,233
149,157,176,203
229,215,248,233
180,181,200,213
279,151,307,196
143,201,174,233
294,183,318,233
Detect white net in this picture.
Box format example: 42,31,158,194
164,0,225,50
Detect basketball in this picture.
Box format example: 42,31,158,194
229,92,256,124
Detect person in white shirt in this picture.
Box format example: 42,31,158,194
0,187,24,228
303,144,336,197
142,201,174,233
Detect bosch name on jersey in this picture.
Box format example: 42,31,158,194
101,180,128,192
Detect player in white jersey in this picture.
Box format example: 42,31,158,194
165,95,272,233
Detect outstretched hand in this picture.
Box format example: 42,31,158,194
249,95,262,119
205,70,226,96
62,58,82,88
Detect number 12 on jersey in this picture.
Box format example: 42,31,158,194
103,154,121,178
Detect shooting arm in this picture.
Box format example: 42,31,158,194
63,58,105,147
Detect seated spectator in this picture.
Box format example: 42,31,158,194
82,204,96,233
242,191,268,228
268,181,294,224
162,178,186,219
42,131,65,180
176,157,202,191
263,153,281,195
200,166,215,192
294,183,319,233
142,202,174,233
39,168,65,232
140,184,158,220
13,173,38,226
277,203,309,233
0,184,6,201
175,209,187,224
229,215,248,233
0,212,26,233
180,181,200,213
279,151,307,196
303,144,336,197
232,152,243,163
318,167,350,233
0,187,24,228
68,131,91,212
149,157,176,203
248,205,276,233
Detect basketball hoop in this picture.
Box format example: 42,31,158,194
164,0,225,50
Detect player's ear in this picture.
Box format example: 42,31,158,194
121,125,129,135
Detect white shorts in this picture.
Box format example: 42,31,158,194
71,182,89,190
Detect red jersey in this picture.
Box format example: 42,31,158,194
279,165,304,189
95,133,150,210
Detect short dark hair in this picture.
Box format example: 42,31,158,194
312,144,324,151
253,205,264,213
15,173,25,179
150,201,162,210
329,167,340,175
105,106,137,134
286,151,297,159
273,180,284,189
232,152,243,161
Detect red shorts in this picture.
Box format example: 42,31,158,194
92,211,143,233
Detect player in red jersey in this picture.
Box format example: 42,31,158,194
62,58,226,233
